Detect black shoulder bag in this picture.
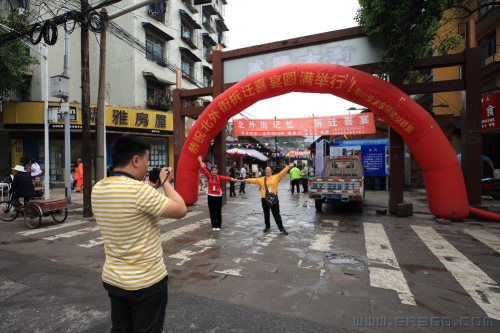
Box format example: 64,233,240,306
264,177,279,207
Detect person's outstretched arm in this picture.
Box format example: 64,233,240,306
277,163,294,182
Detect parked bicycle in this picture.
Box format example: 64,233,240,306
0,194,68,229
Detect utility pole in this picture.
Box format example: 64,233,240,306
81,0,92,217
94,0,156,183
63,0,71,204
96,8,108,181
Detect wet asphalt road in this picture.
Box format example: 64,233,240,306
1,175,500,332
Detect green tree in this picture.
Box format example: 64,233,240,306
354,0,499,80
0,13,38,102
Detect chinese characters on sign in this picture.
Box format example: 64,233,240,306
482,91,500,131
233,113,376,137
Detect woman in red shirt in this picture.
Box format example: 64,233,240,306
198,156,242,231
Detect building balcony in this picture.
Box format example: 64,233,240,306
476,0,500,36
482,45,500,77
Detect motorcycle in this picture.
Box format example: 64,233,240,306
482,177,500,199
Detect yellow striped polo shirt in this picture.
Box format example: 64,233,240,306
91,176,170,290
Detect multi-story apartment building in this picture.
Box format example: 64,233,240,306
413,0,500,169
0,0,228,180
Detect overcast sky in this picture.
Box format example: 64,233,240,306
223,0,365,121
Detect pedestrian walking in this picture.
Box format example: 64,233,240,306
228,161,238,198
239,163,247,194
245,163,294,235
198,156,242,231
92,135,187,333
75,158,83,192
300,163,309,193
289,163,301,194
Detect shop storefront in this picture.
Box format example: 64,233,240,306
3,102,174,181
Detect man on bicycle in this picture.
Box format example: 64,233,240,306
10,165,35,211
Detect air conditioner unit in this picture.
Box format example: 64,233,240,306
18,7,25,16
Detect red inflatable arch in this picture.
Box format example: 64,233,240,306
177,63,469,221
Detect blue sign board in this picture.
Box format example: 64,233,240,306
330,139,388,177
361,145,387,176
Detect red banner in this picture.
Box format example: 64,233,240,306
289,150,311,158
232,113,376,137
482,90,500,131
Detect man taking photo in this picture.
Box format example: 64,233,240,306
91,135,187,332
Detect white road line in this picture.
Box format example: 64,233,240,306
323,219,340,227
227,201,251,205
159,210,203,226
464,229,500,253
412,225,500,320
44,227,100,241
169,239,216,266
17,220,89,236
214,268,242,277
76,211,204,248
309,233,334,252
78,237,104,248
364,223,416,306
160,218,211,243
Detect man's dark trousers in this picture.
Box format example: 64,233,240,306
290,179,300,194
103,276,168,333
301,178,308,192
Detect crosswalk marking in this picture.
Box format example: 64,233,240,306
160,218,211,243
323,219,339,227
169,239,216,266
17,220,89,236
412,225,500,320
78,237,104,248
77,211,205,248
309,234,334,252
464,228,500,253
44,226,100,241
364,222,416,306
159,210,203,226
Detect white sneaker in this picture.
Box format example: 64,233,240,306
216,228,220,231
212,228,216,231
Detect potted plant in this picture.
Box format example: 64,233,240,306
145,87,172,111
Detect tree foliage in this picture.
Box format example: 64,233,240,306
355,0,468,80
0,13,38,102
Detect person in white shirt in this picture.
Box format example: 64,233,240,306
30,158,41,180
239,164,247,194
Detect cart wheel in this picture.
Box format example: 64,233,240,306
0,201,19,221
24,204,42,229
51,208,68,223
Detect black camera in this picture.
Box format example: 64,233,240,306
148,167,168,184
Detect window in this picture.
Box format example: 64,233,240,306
202,42,210,60
146,79,171,110
482,78,497,93
181,55,194,77
146,0,166,21
146,31,164,61
149,143,167,168
480,32,496,68
19,77,31,101
181,24,192,40
203,71,212,87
